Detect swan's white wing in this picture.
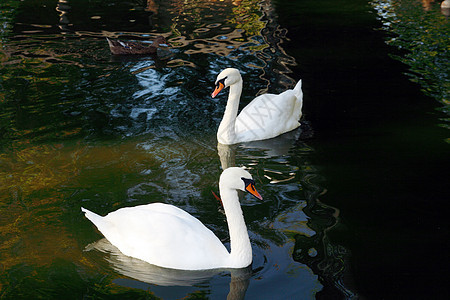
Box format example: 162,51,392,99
235,89,301,142
83,203,230,270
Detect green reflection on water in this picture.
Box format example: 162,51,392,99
371,0,450,133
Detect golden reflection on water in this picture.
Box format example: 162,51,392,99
1,144,81,199
0,143,79,271
0,141,129,264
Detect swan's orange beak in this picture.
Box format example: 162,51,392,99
211,82,224,98
245,183,263,200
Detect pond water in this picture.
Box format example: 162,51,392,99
0,0,448,299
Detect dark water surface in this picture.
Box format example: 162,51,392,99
1,0,448,299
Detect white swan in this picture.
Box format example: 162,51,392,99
81,167,262,271
212,68,303,145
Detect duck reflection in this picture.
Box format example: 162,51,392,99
108,48,172,68
85,238,250,298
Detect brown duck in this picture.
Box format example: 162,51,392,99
106,36,169,55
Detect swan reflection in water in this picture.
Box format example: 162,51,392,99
218,127,302,170
85,238,251,299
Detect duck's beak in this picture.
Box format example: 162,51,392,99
211,82,224,98
245,183,263,200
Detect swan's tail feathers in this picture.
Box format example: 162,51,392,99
293,80,303,120
81,207,104,227
293,80,303,99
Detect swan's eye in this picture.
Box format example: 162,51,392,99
216,77,227,87
241,177,255,188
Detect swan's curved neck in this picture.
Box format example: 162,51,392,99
219,185,252,267
217,80,242,144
